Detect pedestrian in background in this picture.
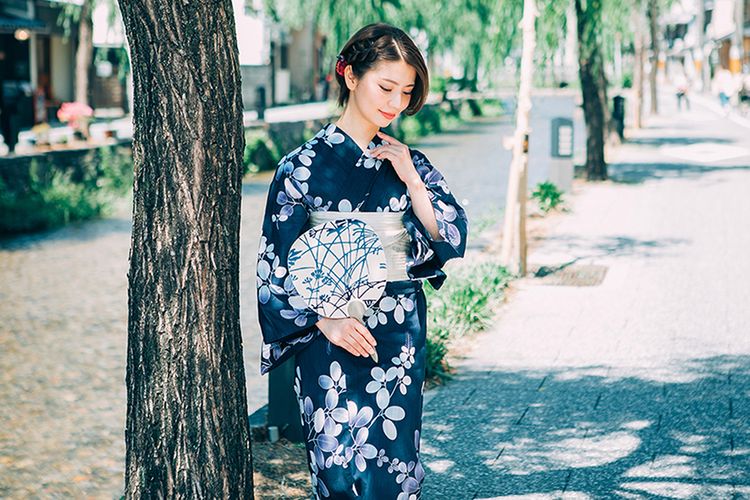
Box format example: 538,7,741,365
674,70,690,111
713,68,735,112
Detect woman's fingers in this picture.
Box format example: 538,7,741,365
350,328,376,356
343,329,370,357
339,337,364,357
352,321,377,348
376,130,400,145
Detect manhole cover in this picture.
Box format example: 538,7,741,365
531,263,608,286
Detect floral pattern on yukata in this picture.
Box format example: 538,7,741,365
255,123,467,498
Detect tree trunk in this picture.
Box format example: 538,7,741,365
118,0,253,497
74,0,93,107
647,0,659,114
633,7,645,129
575,0,607,180
500,0,536,274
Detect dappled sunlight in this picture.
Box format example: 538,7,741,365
617,481,750,498
422,355,750,498
492,429,641,473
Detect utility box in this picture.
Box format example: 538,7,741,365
551,117,574,158
528,91,582,193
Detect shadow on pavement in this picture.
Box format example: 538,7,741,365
625,137,732,147
422,355,750,499
537,234,691,260
609,162,750,185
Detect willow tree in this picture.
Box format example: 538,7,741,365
575,0,608,180
266,0,522,92
118,0,253,497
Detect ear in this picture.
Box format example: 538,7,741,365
344,65,358,91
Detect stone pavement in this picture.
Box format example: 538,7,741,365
0,115,516,497
421,95,750,498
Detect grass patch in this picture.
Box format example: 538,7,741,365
424,257,512,383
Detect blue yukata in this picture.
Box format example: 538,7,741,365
256,122,468,499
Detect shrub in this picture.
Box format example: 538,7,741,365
243,129,280,175
0,145,133,234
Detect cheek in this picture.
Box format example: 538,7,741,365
401,94,411,110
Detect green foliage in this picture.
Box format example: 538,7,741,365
424,258,512,383
0,146,133,234
531,181,564,213
243,129,282,175
622,71,633,89
266,0,523,91
390,98,503,144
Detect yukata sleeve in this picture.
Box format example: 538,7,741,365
403,148,469,290
256,153,321,373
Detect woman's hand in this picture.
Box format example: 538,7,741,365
367,131,421,188
316,317,378,358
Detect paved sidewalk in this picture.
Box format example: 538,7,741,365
421,96,750,498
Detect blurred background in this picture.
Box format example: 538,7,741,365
1,0,749,497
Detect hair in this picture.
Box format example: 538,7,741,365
335,23,429,116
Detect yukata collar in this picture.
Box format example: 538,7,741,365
324,122,386,163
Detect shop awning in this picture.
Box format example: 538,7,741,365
0,14,48,35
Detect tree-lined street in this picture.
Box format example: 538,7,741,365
422,93,750,497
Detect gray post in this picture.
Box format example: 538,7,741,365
267,355,303,442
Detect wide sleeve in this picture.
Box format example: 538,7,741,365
256,153,321,368
403,148,468,290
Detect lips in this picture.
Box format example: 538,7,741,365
380,110,396,120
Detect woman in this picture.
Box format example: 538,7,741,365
256,23,468,499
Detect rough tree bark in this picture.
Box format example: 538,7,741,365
118,0,253,497
74,0,93,107
575,0,607,180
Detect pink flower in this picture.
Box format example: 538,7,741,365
57,102,93,129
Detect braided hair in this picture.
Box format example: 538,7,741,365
335,23,429,116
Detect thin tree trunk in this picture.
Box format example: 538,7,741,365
696,0,707,91
74,0,93,107
633,7,645,129
575,0,607,180
118,0,253,497
647,0,659,114
500,0,536,274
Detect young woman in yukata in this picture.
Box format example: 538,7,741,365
256,22,468,499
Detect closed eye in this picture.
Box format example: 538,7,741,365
380,85,412,95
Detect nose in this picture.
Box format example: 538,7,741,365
389,91,402,110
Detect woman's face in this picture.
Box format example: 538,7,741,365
346,59,417,128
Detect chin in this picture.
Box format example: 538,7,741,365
374,112,395,127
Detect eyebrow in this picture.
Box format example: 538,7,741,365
381,78,415,87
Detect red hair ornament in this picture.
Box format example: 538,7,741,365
335,55,347,76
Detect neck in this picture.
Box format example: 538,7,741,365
335,105,379,152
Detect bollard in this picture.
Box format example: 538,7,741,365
256,85,266,121
612,95,625,140
267,355,304,442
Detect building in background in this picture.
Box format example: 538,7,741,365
237,0,328,110
1,0,77,151
0,0,331,153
